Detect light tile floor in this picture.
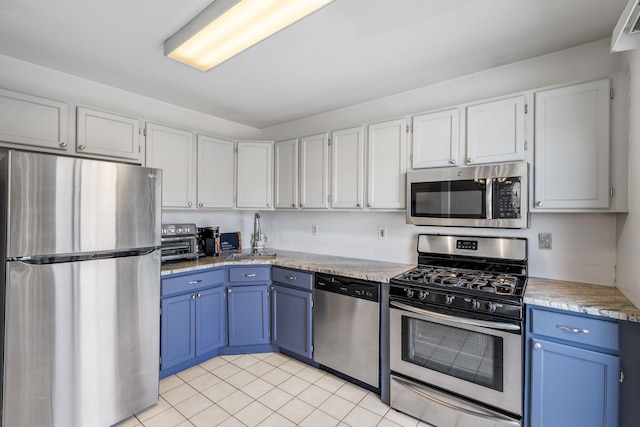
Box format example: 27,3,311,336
115,352,429,427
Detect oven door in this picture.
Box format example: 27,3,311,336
390,300,522,417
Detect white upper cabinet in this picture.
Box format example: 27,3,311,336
533,79,611,210
331,127,364,209
464,93,527,165
197,135,235,209
299,133,329,209
274,138,299,209
367,118,407,209
412,109,459,168
236,141,273,209
76,107,140,161
0,87,69,151
145,123,195,209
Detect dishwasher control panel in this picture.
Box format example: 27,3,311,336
314,274,379,302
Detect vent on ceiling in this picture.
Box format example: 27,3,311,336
612,0,640,51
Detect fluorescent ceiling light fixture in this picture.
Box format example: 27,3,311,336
164,0,336,71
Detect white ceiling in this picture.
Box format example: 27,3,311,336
0,0,629,129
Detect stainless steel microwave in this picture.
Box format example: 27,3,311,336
407,162,529,228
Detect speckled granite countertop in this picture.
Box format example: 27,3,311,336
161,251,640,322
161,249,415,283
525,278,640,323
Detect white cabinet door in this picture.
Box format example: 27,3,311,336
145,123,195,209
197,135,235,209
300,133,329,209
465,94,527,165
76,107,140,161
236,141,273,209
331,127,364,209
534,79,610,209
274,139,299,209
412,109,459,168
367,119,407,209
0,87,69,151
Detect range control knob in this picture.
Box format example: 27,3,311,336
445,295,455,305
472,300,481,310
418,290,429,301
405,288,415,298
488,302,497,313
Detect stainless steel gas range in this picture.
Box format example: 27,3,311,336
389,234,527,427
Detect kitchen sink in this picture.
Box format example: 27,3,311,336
225,252,277,261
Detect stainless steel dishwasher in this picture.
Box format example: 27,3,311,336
313,273,380,389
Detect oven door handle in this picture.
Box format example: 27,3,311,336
390,301,521,331
392,376,521,427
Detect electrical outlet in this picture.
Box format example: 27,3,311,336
312,224,319,236
538,233,552,249
378,226,387,240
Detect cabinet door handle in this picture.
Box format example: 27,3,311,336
196,293,201,298
556,324,589,334
286,276,296,280
467,157,473,163
292,203,296,208
59,142,67,148
449,159,456,165
356,203,361,207
533,342,542,350
243,273,257,278
188,280,202,285
188,202,193,207
198,202,203,207
228,288,232,293
536,201,543,207
191,294,197,300
78,145,85,150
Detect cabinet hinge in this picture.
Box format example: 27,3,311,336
159,356,162,365
138,145,141,153
610,88,615,100
311,299,314,308
406,124,411,133
610,186,614,198
524,104,528,114
409,153,413,162
328,195,332,203
524,141,528,150
143,128,147,137
328,138,331,146
620,369,625,383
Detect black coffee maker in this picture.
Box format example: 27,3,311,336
197,226,220,257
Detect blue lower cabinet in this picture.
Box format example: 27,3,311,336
526,306,620,427
271,284,312,359
195,286,227,355
529,337,619,427
228,285,270,346
160,269,227,375
161,292,196,370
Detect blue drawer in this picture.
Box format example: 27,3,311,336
272,267,313,291
529,307,619,351
228,266,271,283
162,268,225,297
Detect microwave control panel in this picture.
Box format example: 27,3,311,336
493,177,521,219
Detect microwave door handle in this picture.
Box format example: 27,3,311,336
390,301,520,331
486,177,493,220
392,376,521,427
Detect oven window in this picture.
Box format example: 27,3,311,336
401,316,503,391
411,180,486,218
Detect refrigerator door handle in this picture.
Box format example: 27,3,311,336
12,247,159,264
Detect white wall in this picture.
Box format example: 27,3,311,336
616,50,640,307
0,54,261,141
258,39,622,287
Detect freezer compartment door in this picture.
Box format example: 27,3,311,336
2,250,161,427
6,150,161,257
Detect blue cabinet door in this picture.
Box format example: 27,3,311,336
228,285,270,346
272,284,312,358
161,293,196,370
195,286,227,355
530,337,620,427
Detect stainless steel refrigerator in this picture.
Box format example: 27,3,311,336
0,149,162,427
